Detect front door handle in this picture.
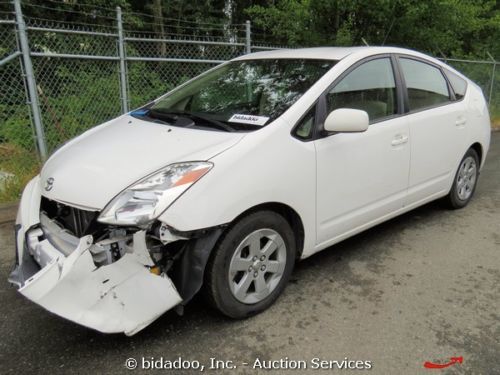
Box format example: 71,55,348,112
391,134,409,146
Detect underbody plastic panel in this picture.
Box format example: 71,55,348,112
18,234,182,335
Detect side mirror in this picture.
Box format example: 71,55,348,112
324,108,369,133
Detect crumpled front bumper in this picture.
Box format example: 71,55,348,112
8,176,182,336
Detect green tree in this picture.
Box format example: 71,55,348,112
245,0,500,58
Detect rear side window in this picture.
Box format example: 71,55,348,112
400,58,451,111
444,70,467,100
326,58,397,123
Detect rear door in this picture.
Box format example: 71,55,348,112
314,56,410,246
397,56,467,205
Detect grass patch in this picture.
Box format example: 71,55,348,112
0,143,40,203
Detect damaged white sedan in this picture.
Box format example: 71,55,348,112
9,47,490,335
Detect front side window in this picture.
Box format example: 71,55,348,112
400,58,451,111
145,59,336,131
294,105,316,140
326,58,397,123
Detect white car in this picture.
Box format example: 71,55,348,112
9,47,490,335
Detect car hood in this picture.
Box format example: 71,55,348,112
40,115,245,210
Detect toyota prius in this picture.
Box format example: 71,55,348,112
9,47,490,335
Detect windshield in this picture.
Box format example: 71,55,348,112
142,59,336,131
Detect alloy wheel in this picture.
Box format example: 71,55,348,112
228,228,287,304
456,156,477,201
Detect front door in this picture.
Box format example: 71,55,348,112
315,56,410,246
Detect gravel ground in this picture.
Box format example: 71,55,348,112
0,133,499,375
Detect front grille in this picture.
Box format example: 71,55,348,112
40,197,100,237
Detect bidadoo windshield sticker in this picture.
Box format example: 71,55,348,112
228,114,270,126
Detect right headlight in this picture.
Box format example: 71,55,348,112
97,161,213,226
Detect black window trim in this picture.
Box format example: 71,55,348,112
292,52,467,142
395,54,458,115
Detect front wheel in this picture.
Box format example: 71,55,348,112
204,211,296,318
445,148,480,209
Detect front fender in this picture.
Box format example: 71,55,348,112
158,122,317,258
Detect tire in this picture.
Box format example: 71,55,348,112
445,148,480,209
204,210,296,319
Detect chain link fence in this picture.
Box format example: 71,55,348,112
0,16,38,203
441,58,499,122
0,0,499,203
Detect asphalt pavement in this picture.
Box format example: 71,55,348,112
0,132,499,375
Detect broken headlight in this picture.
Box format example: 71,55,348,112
98,161,212,226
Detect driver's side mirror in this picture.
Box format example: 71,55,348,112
324,108,369,133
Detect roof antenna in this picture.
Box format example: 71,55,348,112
382,18,395,45
436,46,447,62
361,37,369,46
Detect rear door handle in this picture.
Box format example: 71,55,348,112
391,134,409,146
455,117,467,127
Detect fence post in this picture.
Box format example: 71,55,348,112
486,52,496,108
116,6,129,113
245,20,251,54
13,0,47,160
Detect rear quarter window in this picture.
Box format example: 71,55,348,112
444,70,468,100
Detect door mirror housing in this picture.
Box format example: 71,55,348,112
324,108,369,133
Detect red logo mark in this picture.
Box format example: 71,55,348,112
424,356,463,369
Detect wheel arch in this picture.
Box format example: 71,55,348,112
227,202,305,260
169,201,306,306
470,142,483,167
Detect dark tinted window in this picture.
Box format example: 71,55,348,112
400,58,451,111
444,70,467,100
326,58,397,123
294,105,315,140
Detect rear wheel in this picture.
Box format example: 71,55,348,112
445,148,479,209
204,211,295,318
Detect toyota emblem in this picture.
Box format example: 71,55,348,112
45,177,54,191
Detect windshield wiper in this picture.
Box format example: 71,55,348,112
147,109,179,123
142,109,195,128
151,109,235,132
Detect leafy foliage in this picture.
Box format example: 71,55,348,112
246,0,499,58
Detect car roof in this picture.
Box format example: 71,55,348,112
233,46,429,62
231,46,470,83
